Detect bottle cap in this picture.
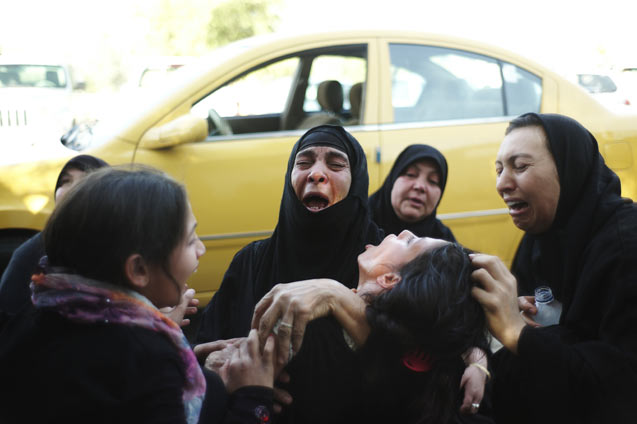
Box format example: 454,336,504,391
534,286,554,303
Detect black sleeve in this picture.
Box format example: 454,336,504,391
0,233,44,314
493,252,637,424
196,243,260,343
198,369,273,424
224,386,274,424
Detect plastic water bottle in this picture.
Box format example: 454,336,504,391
533,286,562,326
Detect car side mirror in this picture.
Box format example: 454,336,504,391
139,114,208,149
73,81,87,90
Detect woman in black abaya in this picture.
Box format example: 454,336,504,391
369,144,455,241
471,113,637,424
196,125,382,343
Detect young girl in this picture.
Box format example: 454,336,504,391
0,166,274,424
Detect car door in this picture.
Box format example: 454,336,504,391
376,37,543,264
134,37,381,302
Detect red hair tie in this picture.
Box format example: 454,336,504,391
402,349,433,372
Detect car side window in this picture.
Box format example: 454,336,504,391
192,57,299,120
389,44,542,123
503,63,542,115
303,55,367,113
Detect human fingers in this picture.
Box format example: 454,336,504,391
273,386,293,409
518,296,537,314
193,340,230,360
520,310,541,327
252,286,276,330
470,253,510,282
180,318,191,327
274,310,295,369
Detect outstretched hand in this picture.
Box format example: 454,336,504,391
470,254,527,354
161,286,199,327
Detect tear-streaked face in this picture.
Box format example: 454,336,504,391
291,146,352,212
495,126,560,234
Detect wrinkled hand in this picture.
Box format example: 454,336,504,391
459,365,486,414
251,279,345,370
470,254,527,354
224,329,275,393
459,347,487,414
160,287,199,327
518,295,541,328
193,337,245,382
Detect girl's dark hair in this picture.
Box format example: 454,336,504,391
43,166,188,288
360,243,488,424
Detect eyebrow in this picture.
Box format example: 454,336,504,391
495,153,534,166
296,149,317,160
325,150,349,163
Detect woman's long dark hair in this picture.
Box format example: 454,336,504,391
360,243,488,424
43,166,188,291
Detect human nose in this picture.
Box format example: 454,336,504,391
496,167,513,195
397,230,415,240
412,176,428,192
196,238,206,258
308,164,327,184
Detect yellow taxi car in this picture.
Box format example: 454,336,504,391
2,30,636,306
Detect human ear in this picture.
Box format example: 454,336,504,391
376,272,401,290
124,254,150,289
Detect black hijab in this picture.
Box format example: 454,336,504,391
368,144,455,241
511,113,627,310
253,125,382,297
196,126,383,344
54,155,109,196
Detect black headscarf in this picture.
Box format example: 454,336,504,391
254,124,382,296
511,113,626,307
197,125,383,342
54,155,110,196
0,155,109,316
368,144,455,241
493,118,637,422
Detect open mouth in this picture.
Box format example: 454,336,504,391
506,200,528,213
303,194,330,212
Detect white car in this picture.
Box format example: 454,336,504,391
0,58,84,165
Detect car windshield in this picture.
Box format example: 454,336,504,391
577,74,617,93
0,64,68,88
79,39,260,150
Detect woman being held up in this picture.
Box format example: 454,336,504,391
202,233,493,423
369,144,455,241
0,166,275,424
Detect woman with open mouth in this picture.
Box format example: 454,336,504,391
196,125,382,345
369,144,455,241
472,113,637,423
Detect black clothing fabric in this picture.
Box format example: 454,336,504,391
197,125,383,342
368,144,455,241
201,370,274,424
0,306,273,424
0,232,43,315
494,113,637,423
0,307,188,423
